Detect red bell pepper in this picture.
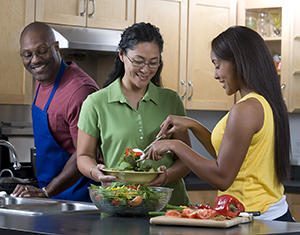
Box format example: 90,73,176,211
213,194,245,217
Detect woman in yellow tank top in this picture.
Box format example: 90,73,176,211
144,26,294,222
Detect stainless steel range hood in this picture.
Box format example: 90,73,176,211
49,24,122,52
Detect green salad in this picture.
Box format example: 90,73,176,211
117,148,159,172
90,182,166,216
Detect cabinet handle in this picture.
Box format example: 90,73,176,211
181,80,186,100
80,0,87,17
89,0,95,18
188,81,193,101
281,84,286,102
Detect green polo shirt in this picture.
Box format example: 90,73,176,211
78,78,191,206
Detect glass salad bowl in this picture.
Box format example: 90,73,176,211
89,183,173,216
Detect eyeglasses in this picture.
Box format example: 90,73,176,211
125,54,160,69
20,42,56,60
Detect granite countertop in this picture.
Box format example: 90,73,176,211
2,209,300,235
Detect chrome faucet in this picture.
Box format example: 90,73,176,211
0,140,21,170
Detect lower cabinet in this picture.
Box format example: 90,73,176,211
187,190,217,207
285,193,300,222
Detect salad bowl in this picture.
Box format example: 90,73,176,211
102,168,163,184
89,182,173,216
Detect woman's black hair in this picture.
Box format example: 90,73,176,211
211,26,291,183
103,22,164,88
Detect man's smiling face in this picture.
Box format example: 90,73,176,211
20,29,61,85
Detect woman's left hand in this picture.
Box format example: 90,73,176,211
146,165,168,187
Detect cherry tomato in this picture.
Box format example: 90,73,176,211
165,210,182,218
196,209,216,219
128,196,143,206
111,198,120,206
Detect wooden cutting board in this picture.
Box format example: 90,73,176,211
150,215,253,228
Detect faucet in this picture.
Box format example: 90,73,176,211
0,140,21,170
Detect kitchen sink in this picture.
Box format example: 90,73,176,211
0,197,99,215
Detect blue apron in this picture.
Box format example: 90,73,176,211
31,61,95,202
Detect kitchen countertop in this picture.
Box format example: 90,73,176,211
1,209,300,235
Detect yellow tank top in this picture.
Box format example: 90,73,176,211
211,92,284,213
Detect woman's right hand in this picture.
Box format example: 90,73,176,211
157,115,193,138
92,164,117,186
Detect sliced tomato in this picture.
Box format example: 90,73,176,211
134,152,143,157
186,210,198,218
111,198,120,206
95,195,102,202
165,210,182,218
196,209,216,219
128,196,143,206
125,148,134,156
182,208,194,218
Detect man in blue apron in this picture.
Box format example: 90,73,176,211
11,22,100,201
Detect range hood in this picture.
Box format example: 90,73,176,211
49,24,122,52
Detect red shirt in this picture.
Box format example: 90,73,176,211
34,61,99,154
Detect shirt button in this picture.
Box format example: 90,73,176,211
140,136,143,140
137,114,141,117
139,129,142,132
139,122,142,125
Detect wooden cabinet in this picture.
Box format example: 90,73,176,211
285,193,300,222
184,0,236,110
187,190,217,206
0,0,35,105
136,0,187,94
238,0,299,113
36,0,135,30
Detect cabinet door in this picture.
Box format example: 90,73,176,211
136,0,188,94
186,0,236,110
36,0,86,26
287,1,300,112
0,0,34,104
87,0,135,30
238,0,296,112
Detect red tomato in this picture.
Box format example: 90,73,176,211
134,152,143,157
111,198,120,206
196,209,216,219
182,208,195,218
165,210,182,218
186,210,198,219
128,196,143,206
95,195,102,202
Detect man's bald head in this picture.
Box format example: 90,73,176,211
20,22,56,43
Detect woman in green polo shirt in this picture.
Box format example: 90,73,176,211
76,22,192,206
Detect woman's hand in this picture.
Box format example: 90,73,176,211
144,139,176,161
91,164,117,186
157,115,194,138
146,165,168,187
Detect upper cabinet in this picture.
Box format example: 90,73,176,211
36,0,135,30
238,0,300,112
136,0,187,94
0,0,35,105
184,0,236,110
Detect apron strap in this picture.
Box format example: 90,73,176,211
43,60,66,111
